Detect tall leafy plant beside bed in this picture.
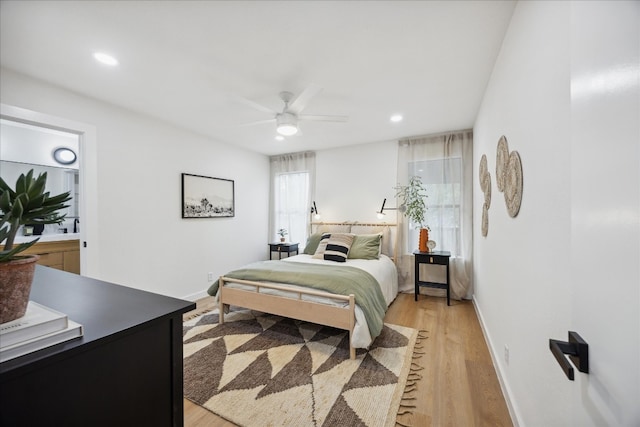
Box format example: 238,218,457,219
0,170,71,323
395,175,430,252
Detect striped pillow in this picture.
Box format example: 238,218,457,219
312,233,332,259
324,233,355,262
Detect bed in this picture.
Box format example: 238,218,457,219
208,223,398,359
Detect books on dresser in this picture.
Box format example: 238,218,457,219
0,301,83,363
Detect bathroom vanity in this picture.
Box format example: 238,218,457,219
18,234,80,274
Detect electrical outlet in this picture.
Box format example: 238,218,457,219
207,272,214,282
504,345,510,366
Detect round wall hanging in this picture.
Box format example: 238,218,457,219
479,154,488,189
479,154,491,194
481,203,489,237
496,135,509,192
504,150,523,217
484,172,492,209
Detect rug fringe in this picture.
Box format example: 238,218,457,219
396,331,428,427
183,306,215,321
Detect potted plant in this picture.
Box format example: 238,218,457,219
0,170,71,323
395,175,430,252
277,228,288,242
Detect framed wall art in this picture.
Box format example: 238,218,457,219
182,173,235,218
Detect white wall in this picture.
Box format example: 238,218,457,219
316,140,399,224
0,68,270,300
474,1,639,426
474,2,572,424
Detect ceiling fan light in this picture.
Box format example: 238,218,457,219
276,112,298,136
277,124,298,136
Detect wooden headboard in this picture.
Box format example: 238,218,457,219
310,221,399,262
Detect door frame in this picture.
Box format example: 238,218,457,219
1,103,99,277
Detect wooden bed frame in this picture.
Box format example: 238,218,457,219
218,222,397,360
218,278,357,358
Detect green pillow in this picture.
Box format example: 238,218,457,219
348,234,381,260
303,233,324,254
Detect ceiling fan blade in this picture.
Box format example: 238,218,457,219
237,118,276,127
288,83,322,114
234,95,278,115
299,114,349,123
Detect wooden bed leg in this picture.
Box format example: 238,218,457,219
219,277,225,324
349,336,356,360
349,294,356,360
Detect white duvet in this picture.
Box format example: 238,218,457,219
219,254,398,348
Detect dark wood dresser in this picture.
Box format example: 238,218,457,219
0,265,195,426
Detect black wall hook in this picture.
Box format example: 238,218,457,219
549,331,589,380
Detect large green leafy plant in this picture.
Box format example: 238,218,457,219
395,175,429,229
0,170,71,262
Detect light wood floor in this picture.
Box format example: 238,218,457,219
183,293,513,427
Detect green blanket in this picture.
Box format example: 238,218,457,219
207,260,387,339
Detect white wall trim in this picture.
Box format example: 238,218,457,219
182,289,209,302
472,296,522,427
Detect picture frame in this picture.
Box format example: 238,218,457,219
181,173,235,218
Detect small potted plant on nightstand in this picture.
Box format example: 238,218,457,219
277,228,288,242
395,175,431,252
0,170,71,323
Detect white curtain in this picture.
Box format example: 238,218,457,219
269,151,316,246
396,130,473,300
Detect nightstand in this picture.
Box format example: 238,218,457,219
269,242,299,260
413,250,451,305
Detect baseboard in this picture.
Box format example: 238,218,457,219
472,296,522,427
181,289,209,302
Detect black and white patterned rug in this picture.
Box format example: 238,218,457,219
183,309,420,427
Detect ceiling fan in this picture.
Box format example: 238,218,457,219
238,84,348,136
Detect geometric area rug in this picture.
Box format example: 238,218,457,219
183,309,421,427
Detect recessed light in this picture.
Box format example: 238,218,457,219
93,52,119,66
390,114,403,123
275,135,285,141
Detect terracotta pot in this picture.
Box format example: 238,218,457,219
280,237,285,242
418,228,429,252
0,255,40,323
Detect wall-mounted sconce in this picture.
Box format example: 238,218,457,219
376,198,405,219
311,201,321,220
52,147,77,165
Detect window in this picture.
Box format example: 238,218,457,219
274,171,310,245
408,157,463,256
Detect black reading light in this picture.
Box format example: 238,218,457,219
376,198,405,219
311,201,320,220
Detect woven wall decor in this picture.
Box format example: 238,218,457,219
504,150,523,217
479,154,491,236
479,154,488,186
481,203,489,237
496,135,509,192
484,172,492,209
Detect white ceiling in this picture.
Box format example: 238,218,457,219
0,1,516,156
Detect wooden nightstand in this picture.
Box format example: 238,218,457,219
269,242,299,260
413,250,451,305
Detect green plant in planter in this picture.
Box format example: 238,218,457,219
0,170,72,262
277,228,288,238
395,175,429,230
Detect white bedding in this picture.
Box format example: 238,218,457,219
218,254,398,348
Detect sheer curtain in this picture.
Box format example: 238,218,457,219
269,151,316,246
396,130,473,300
